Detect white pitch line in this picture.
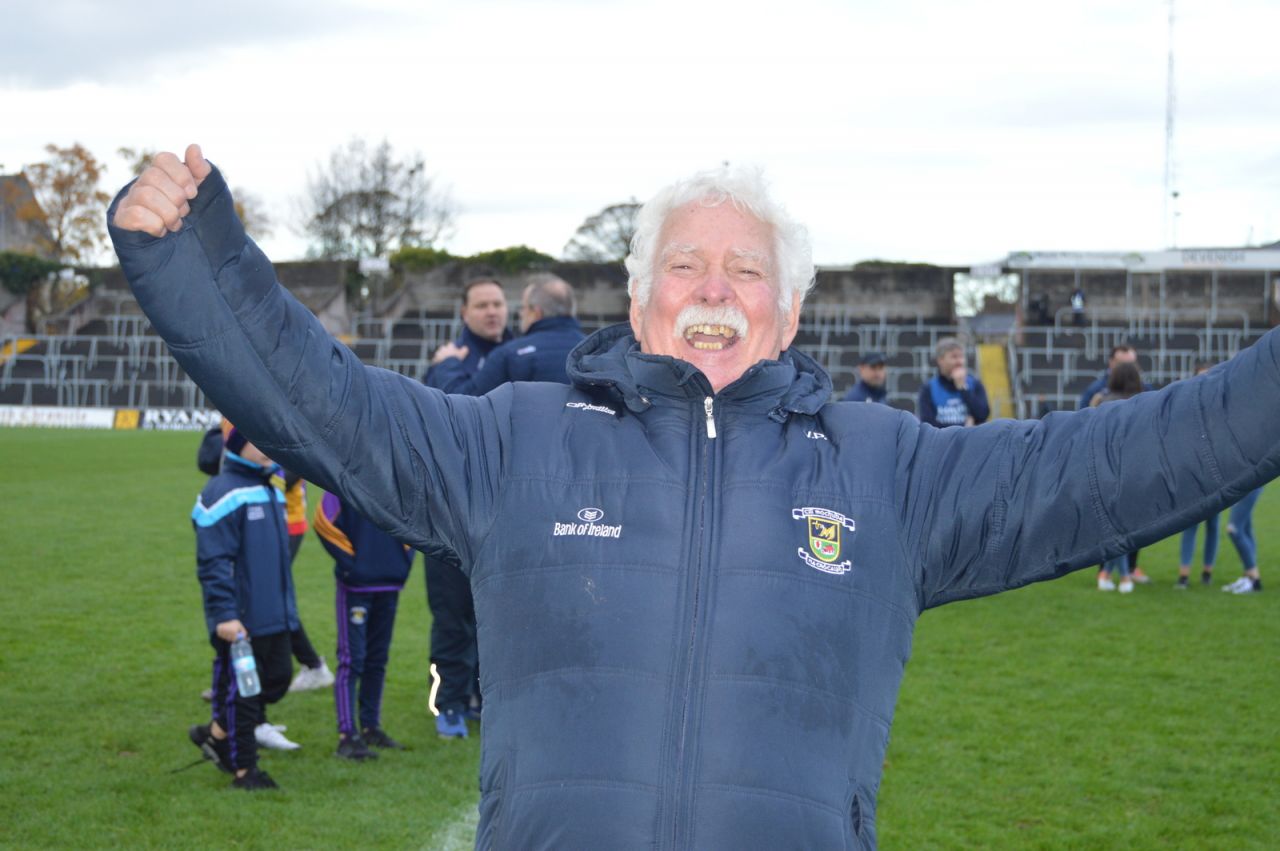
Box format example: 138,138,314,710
422,800,479,851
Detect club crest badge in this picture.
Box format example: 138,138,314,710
350,606,368,625
792,507,855,574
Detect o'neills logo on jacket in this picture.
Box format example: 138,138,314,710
792,506,855,574
553,507,622,538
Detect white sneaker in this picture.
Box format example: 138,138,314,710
1098,576,1116,591
255,722,301,750
1227,577,1260,595
1118,579,1134,594
289,659,335,692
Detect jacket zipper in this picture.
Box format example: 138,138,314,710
270,476,291,624
667,394,718,847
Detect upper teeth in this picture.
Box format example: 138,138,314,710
684,324,736,339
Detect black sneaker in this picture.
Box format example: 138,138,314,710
362,727,405,750
336,734,378,761
1174,576,1189,589
231,767,278,790
189,724,233,774
1201,570,1213,586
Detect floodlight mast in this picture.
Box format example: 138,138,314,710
1163,0,1179,248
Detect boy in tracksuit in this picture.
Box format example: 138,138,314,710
188,427,299,790
313,492,414,760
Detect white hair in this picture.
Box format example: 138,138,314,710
624,165,815,315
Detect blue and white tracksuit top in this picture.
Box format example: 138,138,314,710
113,167,1280,849
192,452,299,639
313,492,414,590
918,372,990,427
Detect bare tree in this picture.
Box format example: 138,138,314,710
300,137,454,260
563,200,640,263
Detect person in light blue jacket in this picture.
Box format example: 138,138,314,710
111,146,1280,848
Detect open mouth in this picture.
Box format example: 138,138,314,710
683,324,739,351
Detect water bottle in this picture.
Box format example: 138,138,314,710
230,633,261,697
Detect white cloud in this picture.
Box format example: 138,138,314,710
3,0,1278,265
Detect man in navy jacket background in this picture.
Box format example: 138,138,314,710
429,273,584,392
419,277,513,738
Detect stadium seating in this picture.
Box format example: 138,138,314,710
0,293,1267,421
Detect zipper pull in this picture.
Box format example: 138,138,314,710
704,396,716,439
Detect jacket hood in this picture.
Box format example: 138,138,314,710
567,322,832,421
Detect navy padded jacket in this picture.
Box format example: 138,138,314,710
422,323,513,389
113,168,1280,849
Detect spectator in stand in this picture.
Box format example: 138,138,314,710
419,277,514,738
1091,362,1145,592
841,351,889,404
313,493,415,759
917,337,989,428
1176,363,1220,589
1070,287,1086,326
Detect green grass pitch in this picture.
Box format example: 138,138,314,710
0,428,1275,849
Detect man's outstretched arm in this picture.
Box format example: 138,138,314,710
898,336,1280,609
109,147,506,568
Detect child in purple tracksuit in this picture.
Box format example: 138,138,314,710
313,493,414,759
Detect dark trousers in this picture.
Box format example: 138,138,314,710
335,584,400,735
424,553,479,714
209,631,292,770
287,532,322,669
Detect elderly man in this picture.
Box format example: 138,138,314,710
111,146,1279,849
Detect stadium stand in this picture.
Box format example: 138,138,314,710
3,250,1275,420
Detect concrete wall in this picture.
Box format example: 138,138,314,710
1022,268,1273,326
810,265,956,322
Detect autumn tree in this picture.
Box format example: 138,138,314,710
563,200,640,263
23,143,111,263
118,146,272,241
300,137,454,260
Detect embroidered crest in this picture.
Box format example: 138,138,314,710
350,606,368,625
791,507,855,574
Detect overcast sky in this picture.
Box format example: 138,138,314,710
2,0,1277,267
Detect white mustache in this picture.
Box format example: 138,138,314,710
674,305,749,340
